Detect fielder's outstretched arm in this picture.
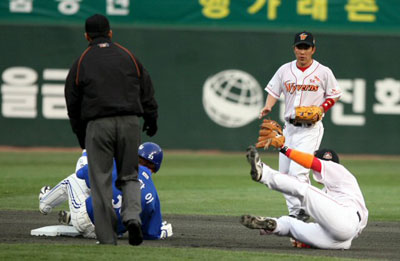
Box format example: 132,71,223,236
259,94,278,119
280,146,322,172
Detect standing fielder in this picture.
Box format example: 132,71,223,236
39,142,172,240
259,31,342,220
241,145,368,250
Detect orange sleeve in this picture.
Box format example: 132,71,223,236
287,149,315,169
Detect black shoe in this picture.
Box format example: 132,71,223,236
246,146,263,182
240,214,277,232
289,209,310,222
58,210,71,225
126,220,143,246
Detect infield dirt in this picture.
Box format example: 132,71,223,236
0,210,398,260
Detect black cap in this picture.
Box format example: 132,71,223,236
85,14,110,38
314,148,339,164
294,31,315,47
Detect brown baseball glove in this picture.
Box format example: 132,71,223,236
255,119,285,149
294,106,323,124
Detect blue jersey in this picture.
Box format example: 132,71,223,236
76,161,163,239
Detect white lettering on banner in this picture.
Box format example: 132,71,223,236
332,79,366,126
56,0,81,15
373,78,400,114
0,66,399,124
10,0,33,13
42,69,69,119
1,67,38,118
0,67,69,119
2,67,37,85
106,0,130,15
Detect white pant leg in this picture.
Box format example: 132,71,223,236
280,122,324,215
72,201,96,239
274,216,352,250
260,164,360,246
279,124,302,216
261,164,309,200
39,175,71,214
303,186,360,241
279,151,304,216
64,174,95,238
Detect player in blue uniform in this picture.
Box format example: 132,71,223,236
39,142,172,240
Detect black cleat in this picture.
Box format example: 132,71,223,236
246,146,263,182
240,214,277,232
58,210,71,225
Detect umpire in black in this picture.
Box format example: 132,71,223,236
65,14,158,245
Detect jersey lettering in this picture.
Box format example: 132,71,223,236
145,193,154,204
112,194,122,210
285,81,319,94
139,179,145,190
142,172,149,180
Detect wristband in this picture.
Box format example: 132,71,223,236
321,98,335,112
280,146,289,155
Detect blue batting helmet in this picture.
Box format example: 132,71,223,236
138,142,163,172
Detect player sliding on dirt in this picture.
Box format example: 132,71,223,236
38,142,172,241
241,121,368,249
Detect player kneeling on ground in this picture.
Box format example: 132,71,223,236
241,121,368,249
38,142,172,240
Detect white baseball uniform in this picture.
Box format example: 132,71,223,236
265,59,342,216
39,152,95,238
258,159,368,249
39,151,173,240
39,173,95,238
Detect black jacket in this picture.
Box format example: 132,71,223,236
65,37,158,146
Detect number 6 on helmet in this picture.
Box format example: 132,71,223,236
138,142,163,172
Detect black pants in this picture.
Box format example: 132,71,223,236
86,115,141,244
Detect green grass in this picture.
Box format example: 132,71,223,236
0,244,359,261
0,150,399,260
2,151,397,220
340,158,400,221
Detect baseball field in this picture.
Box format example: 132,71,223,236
0,149,399,260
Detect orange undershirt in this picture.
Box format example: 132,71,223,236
284,148,322,172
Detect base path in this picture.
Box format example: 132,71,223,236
0,210,398,260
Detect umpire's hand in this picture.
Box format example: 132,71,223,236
143,117,158,137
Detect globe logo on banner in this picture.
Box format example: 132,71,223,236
202,70,264,128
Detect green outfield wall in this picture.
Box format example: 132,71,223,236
0,24,399,154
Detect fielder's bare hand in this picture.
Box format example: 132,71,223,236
259,106,272,119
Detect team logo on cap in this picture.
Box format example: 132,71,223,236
299,33,308,40
323,152,333,160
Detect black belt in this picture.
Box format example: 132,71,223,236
288,119,313,127
357,211,361,222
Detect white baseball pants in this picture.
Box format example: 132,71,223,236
39,174,95,238
279,121,324,216
260,164,361,249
